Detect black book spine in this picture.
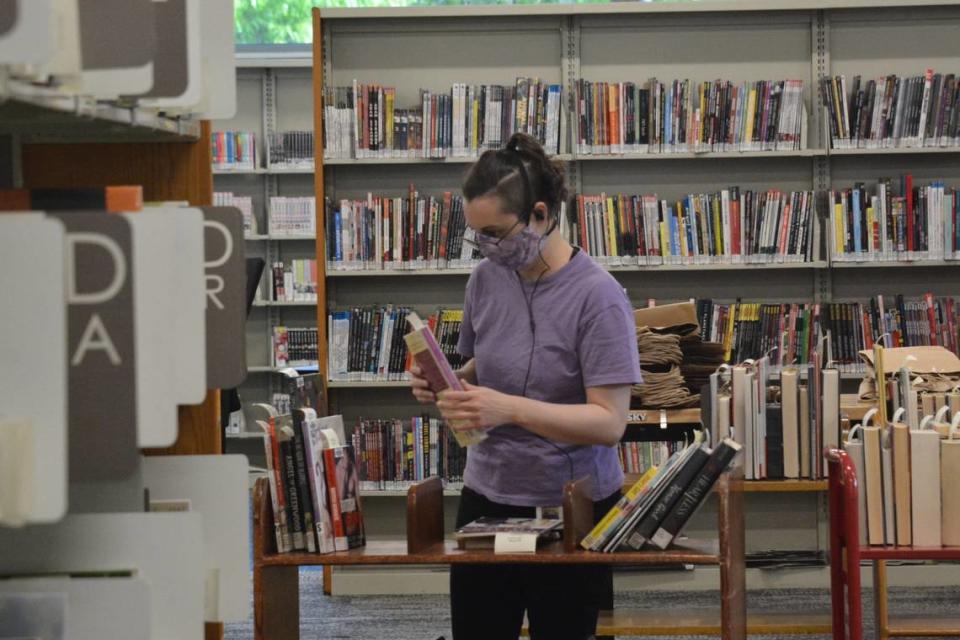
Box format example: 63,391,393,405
280,435,307,550
621,446,711,550
650,440,743,549
291,414,317,552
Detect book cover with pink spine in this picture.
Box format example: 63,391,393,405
404,312,487,447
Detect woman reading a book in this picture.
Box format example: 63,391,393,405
410,132,642,640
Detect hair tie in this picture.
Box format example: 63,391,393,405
508,140,522,154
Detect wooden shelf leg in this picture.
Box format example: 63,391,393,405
718,472,746,640
874,559,889,640
254,564,300,640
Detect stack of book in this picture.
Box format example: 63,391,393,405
708,352,840,480
351,417,467,491
323,79,563,159
575,78,806,154
570,188,816,266
211,131,258,171
213,191,256,234
327,306,464,383
258,410,365,554
829,176,959,262
268,131,315,169
821,70,960,150
273,327,319,368
844,364,960,548
269,259,318,303
582,434,741,552
269,196,316,236
325,190,482,272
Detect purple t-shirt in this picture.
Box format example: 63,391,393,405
457,249,642,507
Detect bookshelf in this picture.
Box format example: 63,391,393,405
210,0,960,609
8,60,226,640
302,3,960,606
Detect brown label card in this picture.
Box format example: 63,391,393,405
78,0,155,70
135,0,188,98
0,1,17,37
49,211,139,482
202,207,246,388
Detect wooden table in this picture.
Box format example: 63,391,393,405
253,473,746,640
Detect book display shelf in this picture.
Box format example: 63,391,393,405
214,0,960,634
253,471,747,640
826,447,960,640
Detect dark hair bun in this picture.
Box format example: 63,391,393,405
463,132,568,219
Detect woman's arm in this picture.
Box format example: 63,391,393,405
436,383,630,447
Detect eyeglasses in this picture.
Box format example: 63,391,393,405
463,219,523,250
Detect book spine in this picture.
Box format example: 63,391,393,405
650,440,742,549
292,416,318,553
622,447,710,550
281,436,307,551
323,447,349,551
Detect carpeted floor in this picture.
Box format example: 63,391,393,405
226,569,960,640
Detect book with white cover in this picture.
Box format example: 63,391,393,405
121,211,179,447
0,214,67,524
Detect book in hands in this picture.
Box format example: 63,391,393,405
454,516,563,551
404,311,487,447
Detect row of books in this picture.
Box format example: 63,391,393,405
212,131,257,171
575,79,806,154
269,260,318,303
573,189,815,265
328,307,465,382
258,409,365,554
822,70,960,149
830,296,959,368
273,327,319,368
351,417,468,491
213,191,255,234
695,295,960,371
268,131,315,169
845,372,960,548
617,440,682,476
269,196,316,236
323,79,564,159
325,192,481,271
582,434,742,552
830,177,960,262
710,356,839,481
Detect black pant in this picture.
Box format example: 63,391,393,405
450,486,621,640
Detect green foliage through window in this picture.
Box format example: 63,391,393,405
236,0,692,45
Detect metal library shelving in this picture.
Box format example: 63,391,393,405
218,0,960,610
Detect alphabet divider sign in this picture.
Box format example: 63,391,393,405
0,204,247,517
52,211,140,483
0,214,67,523
202,207,247,390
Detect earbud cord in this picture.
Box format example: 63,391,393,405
517,218,575,486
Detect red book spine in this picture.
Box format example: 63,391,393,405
322,448,348,551
925,293,939,346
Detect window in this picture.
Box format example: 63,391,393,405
236,0,697,45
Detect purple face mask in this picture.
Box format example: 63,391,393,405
473,224,546,271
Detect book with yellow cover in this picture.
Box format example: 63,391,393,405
581,466,658,551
